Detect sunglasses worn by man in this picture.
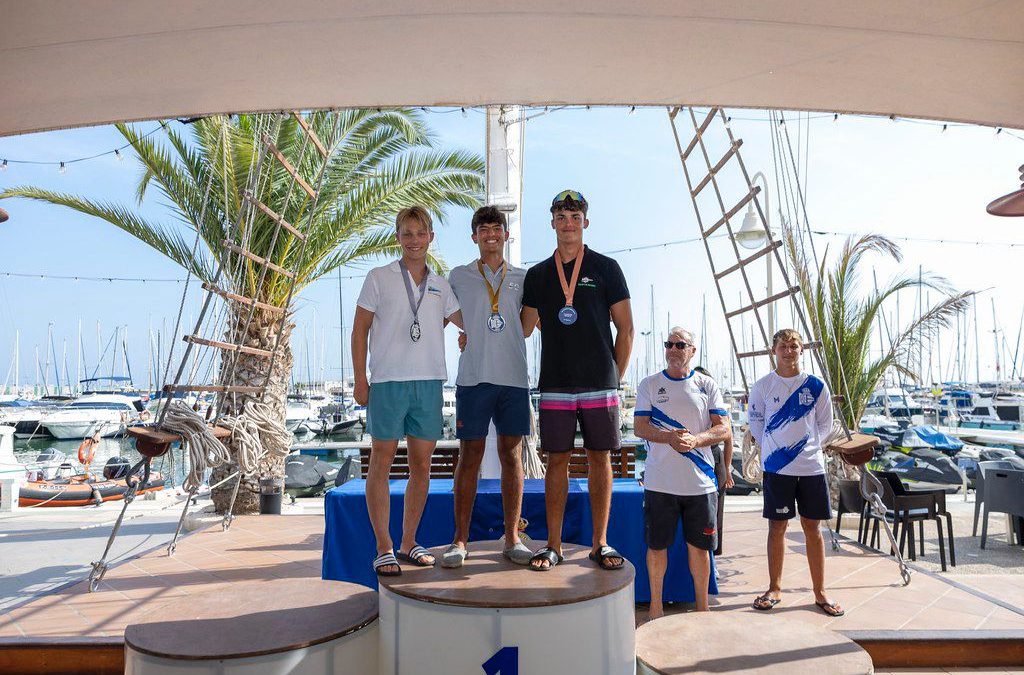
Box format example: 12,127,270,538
664,341,693,350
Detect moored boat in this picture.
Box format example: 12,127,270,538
18,459,167,507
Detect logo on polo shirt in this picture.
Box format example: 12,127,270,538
578,276,597,288
657,387,666,395
799,388,813,406
427,285,442,296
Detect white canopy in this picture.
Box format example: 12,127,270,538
2,0,1022,136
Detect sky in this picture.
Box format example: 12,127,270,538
1,107,1022,394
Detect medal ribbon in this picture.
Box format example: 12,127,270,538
398,259,428,324
554,247,584,308
477,260,507,315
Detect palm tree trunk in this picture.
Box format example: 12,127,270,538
210,310,293,514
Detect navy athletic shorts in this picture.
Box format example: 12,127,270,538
762,472,832,521
455,384,531,440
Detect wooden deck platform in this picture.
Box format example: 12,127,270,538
1,511,1023,673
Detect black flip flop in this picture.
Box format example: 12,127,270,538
396,545,435,567
753,594,781,610
815,600,845,617
529,546,563,571
589,545,624,570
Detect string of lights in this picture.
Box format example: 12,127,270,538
2,107,1020,172
6,227,1015,284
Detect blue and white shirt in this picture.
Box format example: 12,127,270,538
635,370,728,496
748,371,833,476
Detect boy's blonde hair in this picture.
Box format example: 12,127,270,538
395,205,433,232
771,328,803,347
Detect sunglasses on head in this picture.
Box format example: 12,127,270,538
664,341,693,350
552,189,587,206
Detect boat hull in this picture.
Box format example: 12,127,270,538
42,420,123,440
18,472,166,507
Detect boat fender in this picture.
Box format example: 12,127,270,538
91,485,103,506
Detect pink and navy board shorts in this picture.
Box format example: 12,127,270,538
538,388,621,452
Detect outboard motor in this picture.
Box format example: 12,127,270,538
103,456,132,480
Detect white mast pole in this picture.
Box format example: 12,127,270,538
486,105,524,267
482,105,525,479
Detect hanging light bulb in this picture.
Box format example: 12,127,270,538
0,159,6,171
461,107,467,117
114,149,124,162
833,113,839,122
889,114,896,122
59,162,67,175
629,106,636,115
778,118,786,128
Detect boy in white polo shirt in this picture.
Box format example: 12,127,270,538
633,327,730,616
352,205,463,577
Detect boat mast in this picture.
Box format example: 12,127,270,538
973,296,981,383
991,298,1001,383
77,319,83,395
337,268,346,395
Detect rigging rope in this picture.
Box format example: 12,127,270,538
218,400,291,474
161,399,231,493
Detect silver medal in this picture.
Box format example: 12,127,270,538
410,320,422,342
487,313,506,333
558,306,578,325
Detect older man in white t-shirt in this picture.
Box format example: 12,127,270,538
352,205,463,578
633,327,730,616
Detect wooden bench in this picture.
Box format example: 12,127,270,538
541,443,638,478
358,444,460,479
358,441,640,480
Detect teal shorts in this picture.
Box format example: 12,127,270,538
367,380,444,441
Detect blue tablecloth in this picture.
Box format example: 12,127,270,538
322,478,716,603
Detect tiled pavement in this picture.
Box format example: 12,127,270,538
1,510,1023,667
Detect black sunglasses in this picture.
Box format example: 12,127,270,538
664,341,693,350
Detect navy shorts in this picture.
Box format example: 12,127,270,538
762,472,832,521
455,384,531,440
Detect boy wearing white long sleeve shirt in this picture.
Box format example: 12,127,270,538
748,328,844,618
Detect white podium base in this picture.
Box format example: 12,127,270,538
377,542,636,675
126,621,378,675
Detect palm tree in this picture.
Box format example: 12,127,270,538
1,111,484,512
787,233,972,491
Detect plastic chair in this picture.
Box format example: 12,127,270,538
866,470,950,571
835,478,867,543
979,468,1024,549
973,460,1016,536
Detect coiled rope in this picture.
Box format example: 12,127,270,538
740,428,763,484
161,400,231,493
218,400,291,475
